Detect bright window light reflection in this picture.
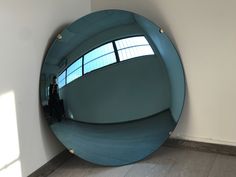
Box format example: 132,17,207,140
115,36,154,61
58,71,66,89
0,91,22,177
84,42,116,73
66,59,82,84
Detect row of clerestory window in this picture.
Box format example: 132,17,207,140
58,36,154,89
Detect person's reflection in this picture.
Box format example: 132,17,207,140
48,76,64,122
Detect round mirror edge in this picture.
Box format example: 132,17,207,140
39,9,186,166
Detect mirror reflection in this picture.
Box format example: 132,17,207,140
40,10,185,166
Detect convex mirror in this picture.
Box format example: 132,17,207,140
40,9,185,166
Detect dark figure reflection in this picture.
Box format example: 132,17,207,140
48,76,65,122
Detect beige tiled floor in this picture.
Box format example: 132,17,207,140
48,147,236,177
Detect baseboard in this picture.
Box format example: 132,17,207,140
28,149,73,177
164,138,236,156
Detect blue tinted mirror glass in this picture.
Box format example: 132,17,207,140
40,10,185,166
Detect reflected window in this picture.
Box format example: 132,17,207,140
58,71,66,89
84,43,116,74
57,36,154,89
67,58,82,84
115,36,154,61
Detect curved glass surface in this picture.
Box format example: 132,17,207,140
40,10,185,166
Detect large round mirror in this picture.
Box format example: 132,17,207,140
40,9,185,166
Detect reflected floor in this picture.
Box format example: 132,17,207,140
50,110,176,166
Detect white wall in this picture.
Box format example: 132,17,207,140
91,0,236,146
0,1,90,176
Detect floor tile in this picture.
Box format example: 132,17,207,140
208,154,236,177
